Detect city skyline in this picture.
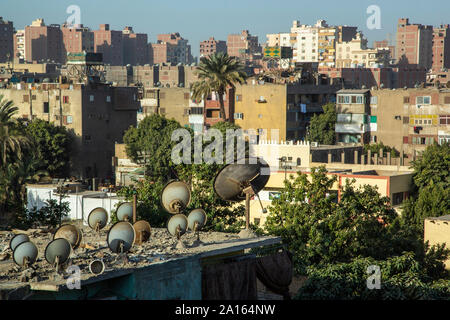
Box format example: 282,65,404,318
1,0,450,57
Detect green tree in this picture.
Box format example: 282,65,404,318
25,119,73,178
306,103,336,145
401,142,450,232
123,114,186,183
264,166,417,273
296,252,450,300
0,95,33,167
191,52,247,122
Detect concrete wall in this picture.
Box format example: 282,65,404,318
424,216,450,270
234,83,287,141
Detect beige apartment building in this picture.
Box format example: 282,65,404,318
0,82,139,180
233,82,340,142
336,32,390,68
336,87,450,159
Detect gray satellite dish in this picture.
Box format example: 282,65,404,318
107,221,135,254
116,202,133,222
188,209,207,231
10,234,30,252
13,241,38,267
44,238,72,270
213,157,270,238
89,259,105,275
187,209,207,247
161,180,191,214
53,224,82,250
133,220,151,245
167,214,188,249
88,207,108,232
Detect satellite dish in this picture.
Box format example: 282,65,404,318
88,207,108,232
161,181,191,214
187,209,207,247
213,157,270,238
133,220,151,245
89,259,105,275
167,214,188,249
53,224,82,250
116,202,133,222
44,238,72,270
213,157,270,201
187,209,207,231
13,241,38,267
107,221,135,254
10,234,30,252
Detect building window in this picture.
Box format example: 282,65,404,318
416,96,431,105
106,96,111,103
440,115,450,125
63,96,69,103
184,93,190,100
234,113,243,119
444,96,450,104
392,192,404,206
236,94,242,102
370,96,378,104
403,96,410,104
403,136,409,144
84,135,91,141
89,95,94,102
43,102,49,113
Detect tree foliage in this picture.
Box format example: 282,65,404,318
363,142,400,157
306,103,336,145
264,166,427,273
25,119,73,178
401,142,450,232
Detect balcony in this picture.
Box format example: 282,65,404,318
335,123,369,133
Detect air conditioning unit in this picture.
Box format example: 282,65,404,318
311,142,318,147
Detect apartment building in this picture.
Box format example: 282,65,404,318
266,32,291,48
335,88,450,159
61,24,95,63
199,37,227,58
336,32,390,68
396,18,433,69
122,26,149,66
13,29,25,62
24,19,63,64
227,30,260,60
373,39,396,60
233,82,340,142
0,82,139,179
432,25,450,72
0,17,14,63
150,33,193,65
204,88,235,128
93,24,123,66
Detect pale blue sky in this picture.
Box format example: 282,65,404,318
1,0,449,57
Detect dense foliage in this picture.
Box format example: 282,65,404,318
401,142,450,233
24,119,73,178
264,165,450,299
306,103,336,145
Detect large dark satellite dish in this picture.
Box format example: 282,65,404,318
213,157,270,201
53,224,82,250
10,234,30,252
133,220,151,245
88,207,108,231
116,202,133,221
107,221,135,253
45,238,72,266
13,241,38,267
161,180,191,214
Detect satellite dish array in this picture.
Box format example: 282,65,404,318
161,181,208,249
8,158,270,280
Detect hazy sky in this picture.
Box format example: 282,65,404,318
1,0,449,57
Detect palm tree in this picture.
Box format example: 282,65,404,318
191,52,247,122
0,95,33,168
